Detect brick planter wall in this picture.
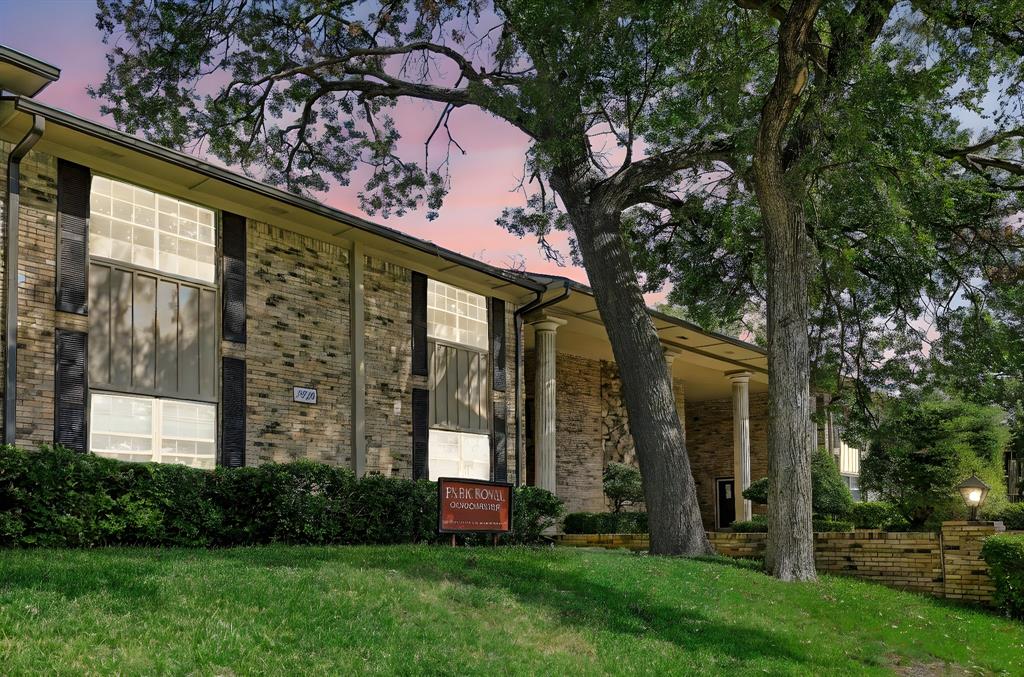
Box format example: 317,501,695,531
557,521,1017,606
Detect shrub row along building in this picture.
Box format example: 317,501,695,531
0,45,861,530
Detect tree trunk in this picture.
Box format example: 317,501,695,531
750,0,822,581
759,188,816,581
562,194,712,556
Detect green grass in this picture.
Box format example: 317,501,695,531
1,546,1021,675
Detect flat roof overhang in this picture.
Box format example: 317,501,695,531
0,96,544,303
0,47,60,97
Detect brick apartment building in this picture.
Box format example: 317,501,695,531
0,45,860,531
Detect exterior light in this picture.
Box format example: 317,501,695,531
955,475,990,521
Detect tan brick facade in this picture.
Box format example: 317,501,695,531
685,393,769,529
241,220,352,466
1,144,520,481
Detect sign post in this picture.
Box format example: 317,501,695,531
437,477,513,545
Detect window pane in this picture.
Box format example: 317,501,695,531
428,429,490,481
89,392,216,470
90,177,216,283
426,279,488,351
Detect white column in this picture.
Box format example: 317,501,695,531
663,345,686,435
530,316,565,494
729,371,753,522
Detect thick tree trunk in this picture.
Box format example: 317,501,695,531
759,190,816,581
562,195,712,556
750,0,822,581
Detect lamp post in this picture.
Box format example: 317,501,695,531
955,475,990,521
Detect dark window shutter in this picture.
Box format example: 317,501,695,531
489,298,506,392
491,400,507,482
411,272,427,376
221,357,246,467
56,160,91,314
412,387,429,480
222,212,247,343
54,329,88,452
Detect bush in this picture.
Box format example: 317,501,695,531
602,462,644,513
862,398,1010,529
849,501,909,531
0,445,560,548
563,511,648,534
742,448,853,518
730,516,767,533
728,515,854,533
982,534,1024,619
984,503,1024,530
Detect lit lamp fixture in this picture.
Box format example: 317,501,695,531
956,475,990,521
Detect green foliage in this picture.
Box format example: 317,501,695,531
861,398,1011,529
742,448,853,518
730,516,768,533
0,446,559,547
984,503,1024,531
849,502,909,531
811,448,855,518
602,462,644,513
563,512,648,535
729,515,853,533
743,478,768,505
981,534,1024,619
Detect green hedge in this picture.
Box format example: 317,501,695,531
849,501,910,531
563,511,648,534
982,534,1024,619
984,503,1024,530
0,446,561,547
728,515,855,533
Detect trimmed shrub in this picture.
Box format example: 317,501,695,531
563,511,648,534
730,516,767,533
602,462,644,512
742,448,853,518
982,534,1024,619
0,445,559,548
984,503,1024,530
728,515,854,533
850,501,909,531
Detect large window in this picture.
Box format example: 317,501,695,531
90,176,216,283
428,429,490,481
426,279,490,480
427,279,488,350
90,392,217,469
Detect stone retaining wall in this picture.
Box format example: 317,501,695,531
557,521,1016,606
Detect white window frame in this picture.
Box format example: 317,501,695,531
89,175,217,284
428,429,491,482
426,278,489,351
89,392,217,469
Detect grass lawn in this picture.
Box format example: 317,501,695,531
0,546,1021,675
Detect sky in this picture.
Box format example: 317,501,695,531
0,0,592,289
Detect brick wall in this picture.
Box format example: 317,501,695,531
243,220,352,465
685,392,769,529
561,523,1012,607
0,144,86,447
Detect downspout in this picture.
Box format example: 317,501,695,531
4,114,45,445
512,282,571,486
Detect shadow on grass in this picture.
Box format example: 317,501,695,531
313,547,811,668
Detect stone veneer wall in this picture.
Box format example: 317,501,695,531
242,220,352,465
685,392,769,530
560,522,1018,607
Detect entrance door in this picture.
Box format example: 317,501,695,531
716,478,736,530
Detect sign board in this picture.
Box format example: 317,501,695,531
437,477,513,534
293,387,317,404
